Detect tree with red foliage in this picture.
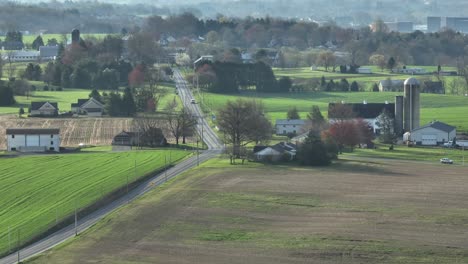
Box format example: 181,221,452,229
326,119,374,152
128,64,145,87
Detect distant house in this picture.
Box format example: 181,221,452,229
29,102,59,117
357,67,372,74
328,102,395,134
378,79,404,92
395,68,427,75
39,45,59,61
254,142,297,162
2,41,24,50
71,98,104,117
112,129,167,151
422,81,445,94
3,50,40,62
409,121,456,146
241,52,254,64
275,119,306,135
6,128,60,152
194,55,214,68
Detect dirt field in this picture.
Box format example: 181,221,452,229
29,158,468,264
0,116,190,148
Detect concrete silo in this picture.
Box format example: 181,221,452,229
403,78,420,132
72,29,80,44
394,95,404,135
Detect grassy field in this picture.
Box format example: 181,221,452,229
28,157,468,263
0,34,112,46
0,148,190,256
0,82,179,114
196,91,468,133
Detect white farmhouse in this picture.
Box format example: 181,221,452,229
275,119,306,135
6,128,61,152
71,98,105,117
409,121,456,146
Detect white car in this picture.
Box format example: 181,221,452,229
190,99,196,104
440,158,454,164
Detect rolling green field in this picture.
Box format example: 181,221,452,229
27,158,468,264
197,91,468,133
0,34,112,46
0,83,179,114
0,148,190,256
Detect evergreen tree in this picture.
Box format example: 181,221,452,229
320,76,327,90
387,57,396,71
339,78,349,92
0,84,15,106
106,92,122,116
278,76,292,92
350,81,359,92
297,131,331,166
32,36,44,50
89,89,102,102
122,87,136,116
287,106,300,119
326,79,335,91
307,106,326,132
372,83,380,92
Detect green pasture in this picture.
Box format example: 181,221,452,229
197,91,468,132
0,82,179,114
0,34,112,46
0,148,190,256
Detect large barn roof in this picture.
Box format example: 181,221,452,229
6,128,60,135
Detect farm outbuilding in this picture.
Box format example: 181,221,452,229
6,128,60,152
410,121,456,146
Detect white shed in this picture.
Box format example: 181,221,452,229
275,119,306,135
410,121,456,146
6,128,61,152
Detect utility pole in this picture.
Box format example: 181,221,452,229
8,226,11,253
17,228,20,263
197,139,199,166
74,200,78,236
165,155,168,181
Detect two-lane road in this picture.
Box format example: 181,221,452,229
0,68,223,264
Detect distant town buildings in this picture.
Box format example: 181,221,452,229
427,16,468,33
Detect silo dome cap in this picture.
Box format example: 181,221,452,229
404,77,420,86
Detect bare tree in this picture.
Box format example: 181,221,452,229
317,51,336,72
165,105,197,145
132,114,167,147
217,99,272,159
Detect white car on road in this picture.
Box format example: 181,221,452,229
440,158,454,164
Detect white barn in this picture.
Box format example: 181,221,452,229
6,128,61,152
275,119,306,135
410,121,456,146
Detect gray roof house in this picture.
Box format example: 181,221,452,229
275,119,306,135
39,45,59,61
71,98,104,117
254,142,298,162
29,101,58,117
410,121,456,146
378,79,404,92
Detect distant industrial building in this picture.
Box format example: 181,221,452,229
427,16,468,33
427,16,442,32
385,21,414,33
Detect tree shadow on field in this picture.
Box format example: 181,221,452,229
330,159,411,177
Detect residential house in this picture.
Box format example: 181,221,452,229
395,67,427,75
2,41,24,50
254,142,297,162
409,121,456,146
422,81,445,94
71,98,105,117
112,129,167,151
378,79,404,92
29,102,59,117
6,128,60,152
275,119,306,135
194,55,214,68
328,102,395,134
39,45,59,61
241,52,254,64
357,67,372,74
